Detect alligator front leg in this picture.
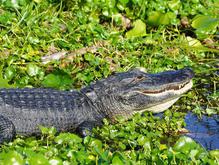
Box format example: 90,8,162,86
76,121,99,137
0,115,16,144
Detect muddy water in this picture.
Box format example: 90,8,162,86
185,112,219,150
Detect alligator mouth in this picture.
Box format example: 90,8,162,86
135,80,193,113
141,80,193,96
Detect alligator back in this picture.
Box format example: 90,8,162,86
0,88,93,136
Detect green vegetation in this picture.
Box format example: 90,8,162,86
0,0,218,164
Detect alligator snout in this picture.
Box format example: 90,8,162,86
180,67,194,79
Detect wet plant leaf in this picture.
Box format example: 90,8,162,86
55,133,82,144
28,153,50,165
126,19,146,38
4,66,16,80
192,15,219,39
173,136,203,154
192,15,218,32
186,37,202,47
209,150,219,159
112,152,124,165
0,151,24,165
147,11,176,26
42,71,73,89
0,65,15,88
0,11,13,25
27,63,41,76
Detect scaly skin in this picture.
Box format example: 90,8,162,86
0,88,102,143
0,67,194,143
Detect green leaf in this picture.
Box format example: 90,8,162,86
42,71,72,89
112,153,124,165
206,108,217,115
192,15,219,31
27,63,40,76
192,15,219,39
40,126,57,136
168,0,181,11
209,150,219,159
0,12,12,25
42,74,61,88
4,66,16,80
119,0,129,4
117,2,125,11
173,136,202,154
28,153,50,165
137,135,151,150
90,139,103,151
147,11,176,26
186,37,202,47
0,151,24,165
49,158,63,165
28,36,40,45
0,65,15,88
55,133,82,144
126,19,146,38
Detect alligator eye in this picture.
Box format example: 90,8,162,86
131,75,145,83
136,75,144,80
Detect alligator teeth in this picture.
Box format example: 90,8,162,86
138,80,192,96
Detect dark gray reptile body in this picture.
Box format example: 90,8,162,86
0,88,103,143
0,68,194,143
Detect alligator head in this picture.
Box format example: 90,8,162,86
81,67,194,120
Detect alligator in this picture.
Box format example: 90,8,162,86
0,67,194,143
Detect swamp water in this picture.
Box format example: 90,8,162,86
185,112,219,150
156,112,219,150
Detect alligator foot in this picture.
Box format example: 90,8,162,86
76,121,98,137
0,115,16,144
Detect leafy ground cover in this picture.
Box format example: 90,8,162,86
0,0,218,164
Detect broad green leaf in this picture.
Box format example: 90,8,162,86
119,0,129,4
126,19,146,38
112,153,124,165
4,66,16,80
90,139,103,151
118,142,126,150
192,15,219,39
173,136,201,154
186,37,202,47
42,71,72,89
117,3,125,11
49,158,63,165
206,108,217,115
168,0,181,11
28,36,40,45
192,15,219,32
147,11,176,26
0,151,24,165
42,74,61,88
191,0,199,3
28,153,50,165
27,63,40,76
34,0,43,3
0,12,12,25
0,65,15,88
209,150,219,159
55,133,82,144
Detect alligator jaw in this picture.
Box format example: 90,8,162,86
141,80,193,97
136,97,180,114
136,80,193,113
